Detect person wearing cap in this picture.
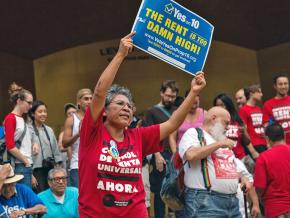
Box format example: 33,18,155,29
0,165,46,217
64,103,77,118
0,164,11,218
58,103,77,179
38,167,79,218
62,89,92,188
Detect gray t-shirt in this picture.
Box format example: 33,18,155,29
29,124,62,169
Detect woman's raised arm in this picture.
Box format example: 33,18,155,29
160,73,206,140
90,32,135,121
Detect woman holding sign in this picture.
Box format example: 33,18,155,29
78,32,206,218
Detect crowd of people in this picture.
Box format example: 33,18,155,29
0,33,289,218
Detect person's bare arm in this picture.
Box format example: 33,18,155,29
25,204,46,215
160,73,206,140
14,205,46,217
169,130,178,154
62,116,79,148
248,187,261,218
8,148,30,166
90,32,135,122
247,143,260,159
185,139,235,161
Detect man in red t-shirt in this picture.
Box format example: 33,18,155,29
263,73,290,144
254,123,290,218
239,84,267,159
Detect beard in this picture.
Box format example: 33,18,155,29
162,100,174,110
209,122,227,141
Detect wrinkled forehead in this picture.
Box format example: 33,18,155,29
3,182,16,188
24,93,33,100
162,88,177,95
235,89,244,97
80,93,92,99
52,171,66,178
111,94,131,103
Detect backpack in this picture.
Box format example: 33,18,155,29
160,127,206,211
0,124,27,164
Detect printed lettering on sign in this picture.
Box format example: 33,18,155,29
211,149,239,179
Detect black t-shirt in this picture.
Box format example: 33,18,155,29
143,105,176,150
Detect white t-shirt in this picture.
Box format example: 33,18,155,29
179,128,243,194
70,113,80,170
4,113,32,164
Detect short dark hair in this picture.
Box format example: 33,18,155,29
244,84,260,100
160,80,179,94
273,72,289,85
265,123,284,142
28,100,47,122
64,103,77,114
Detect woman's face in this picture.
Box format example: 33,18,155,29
18,93,33,114
66,107,76,117
105,94,134,129
34,105,47,124
215,98,226,109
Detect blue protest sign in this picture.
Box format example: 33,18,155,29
132,0,214,76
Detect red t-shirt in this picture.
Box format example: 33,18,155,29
78,108,161,218
3,113,17,149
254,144,290,218
239,104,266,146
226,121,246,159
263,96,290,144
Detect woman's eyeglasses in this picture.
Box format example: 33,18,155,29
23,100,33,105
110,100,135,111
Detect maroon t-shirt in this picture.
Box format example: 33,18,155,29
78,108,161,218
263,96,290,144
254,144,290,218
239,104,266,146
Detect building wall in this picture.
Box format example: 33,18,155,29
0,52,35,122
257,42,290,100
33,39,261,132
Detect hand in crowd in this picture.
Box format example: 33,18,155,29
251,204,261,218
218,138,236,150
24,160,31,168
190,72,206,93
117,32,135,57
240,177,252,193
32,175,38,189
9,210,25,218
0,164,11,181
155,153,166,172
32,143,40,155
